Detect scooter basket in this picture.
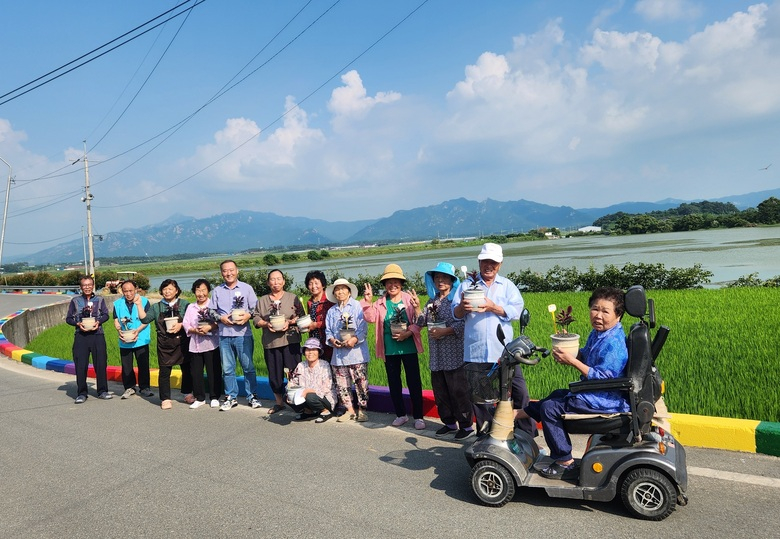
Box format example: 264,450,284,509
465,362,500,404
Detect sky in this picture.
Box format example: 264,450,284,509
0,0,778,260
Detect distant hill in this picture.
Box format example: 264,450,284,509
21,211,376,265
15,188,779,265
346,198,594,242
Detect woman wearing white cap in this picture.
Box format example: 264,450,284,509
287,337,338,423
324,278,370,422
362,264,426,429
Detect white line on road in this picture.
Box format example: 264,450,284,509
689,466,780,488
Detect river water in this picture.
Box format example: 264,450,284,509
150,227,779,291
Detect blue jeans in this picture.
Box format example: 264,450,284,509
524,389,603,461
219,334,257,399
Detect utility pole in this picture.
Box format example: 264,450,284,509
80,142,95,277
81,227,88,276
0,156,12,274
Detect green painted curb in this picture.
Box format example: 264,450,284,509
756,421,780,457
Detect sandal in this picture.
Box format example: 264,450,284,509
315,413,332,423
539,461,577,480
267,404,285,415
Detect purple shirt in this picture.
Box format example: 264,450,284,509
209,280,258,338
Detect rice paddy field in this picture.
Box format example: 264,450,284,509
26,287,780,422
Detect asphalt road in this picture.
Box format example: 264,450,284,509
1,294,779,538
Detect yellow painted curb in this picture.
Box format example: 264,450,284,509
11,349,30,362
670,413,760,452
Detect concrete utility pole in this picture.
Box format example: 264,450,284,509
80,142,95,277
0,156,12,274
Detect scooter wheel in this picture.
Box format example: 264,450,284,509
470,460,516,507
620,468,677,521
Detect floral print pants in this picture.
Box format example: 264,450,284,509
332,363,369,411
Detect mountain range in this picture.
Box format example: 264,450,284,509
16,188,779,265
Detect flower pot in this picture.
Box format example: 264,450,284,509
120,330,136,342
551,333,580,356
428,321,447,329
80,317,96,331
339,329,356,342
230,308,247,323
164,317,179,333
296,315,312,331
389,322,408,336
269,314,286,331
286,385,304,405
463,288,486,309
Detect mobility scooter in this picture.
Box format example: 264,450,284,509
464,285,688,520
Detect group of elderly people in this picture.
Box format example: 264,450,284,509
88,243,629,479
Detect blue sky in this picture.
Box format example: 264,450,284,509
0,0,778,259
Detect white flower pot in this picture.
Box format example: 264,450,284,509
550,333,580,356
389,322,408,336
81,317,96,331
269,314,286,331
463,288,486,309
230,308,246,323
164,317,179,333
296,315,312,331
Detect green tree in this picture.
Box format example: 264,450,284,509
756,197,780,224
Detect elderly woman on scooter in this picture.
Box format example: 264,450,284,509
515,287,629,479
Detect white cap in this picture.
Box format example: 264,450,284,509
477,242,503,263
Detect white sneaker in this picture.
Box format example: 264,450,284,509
210,399,220,408
189,400,206,409
121,388,136,399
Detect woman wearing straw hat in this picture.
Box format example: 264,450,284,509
324,278,370,422
362,264,425,429
421,262,475,440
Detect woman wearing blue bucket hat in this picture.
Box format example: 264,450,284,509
422,262,475,439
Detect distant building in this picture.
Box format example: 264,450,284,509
578,226,602,233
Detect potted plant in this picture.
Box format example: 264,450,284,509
339,312,356,342
268,299,286,330
163,305,179,333
231,291,246,323
296,298,312,331
462,267,486,309
388,304,408,336
197,308,214,332
426,301,446,329
118,316,135,342
548,304,580,356
80,301,96,330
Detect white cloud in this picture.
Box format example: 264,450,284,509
328,70,401,129
635,0,702,21
185,96,325,187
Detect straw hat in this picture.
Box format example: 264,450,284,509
325,278,358,303
380,263,406,282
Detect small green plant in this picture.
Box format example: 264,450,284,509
555,305,575,335
425,301,439,323
389,304,406,324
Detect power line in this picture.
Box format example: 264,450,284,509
97,0,432,209
0,0,204,107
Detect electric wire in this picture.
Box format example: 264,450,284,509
0,0,205,107
98,0,431,209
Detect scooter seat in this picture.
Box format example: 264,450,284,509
562,414,632,435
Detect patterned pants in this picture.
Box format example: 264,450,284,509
332,363,369,411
